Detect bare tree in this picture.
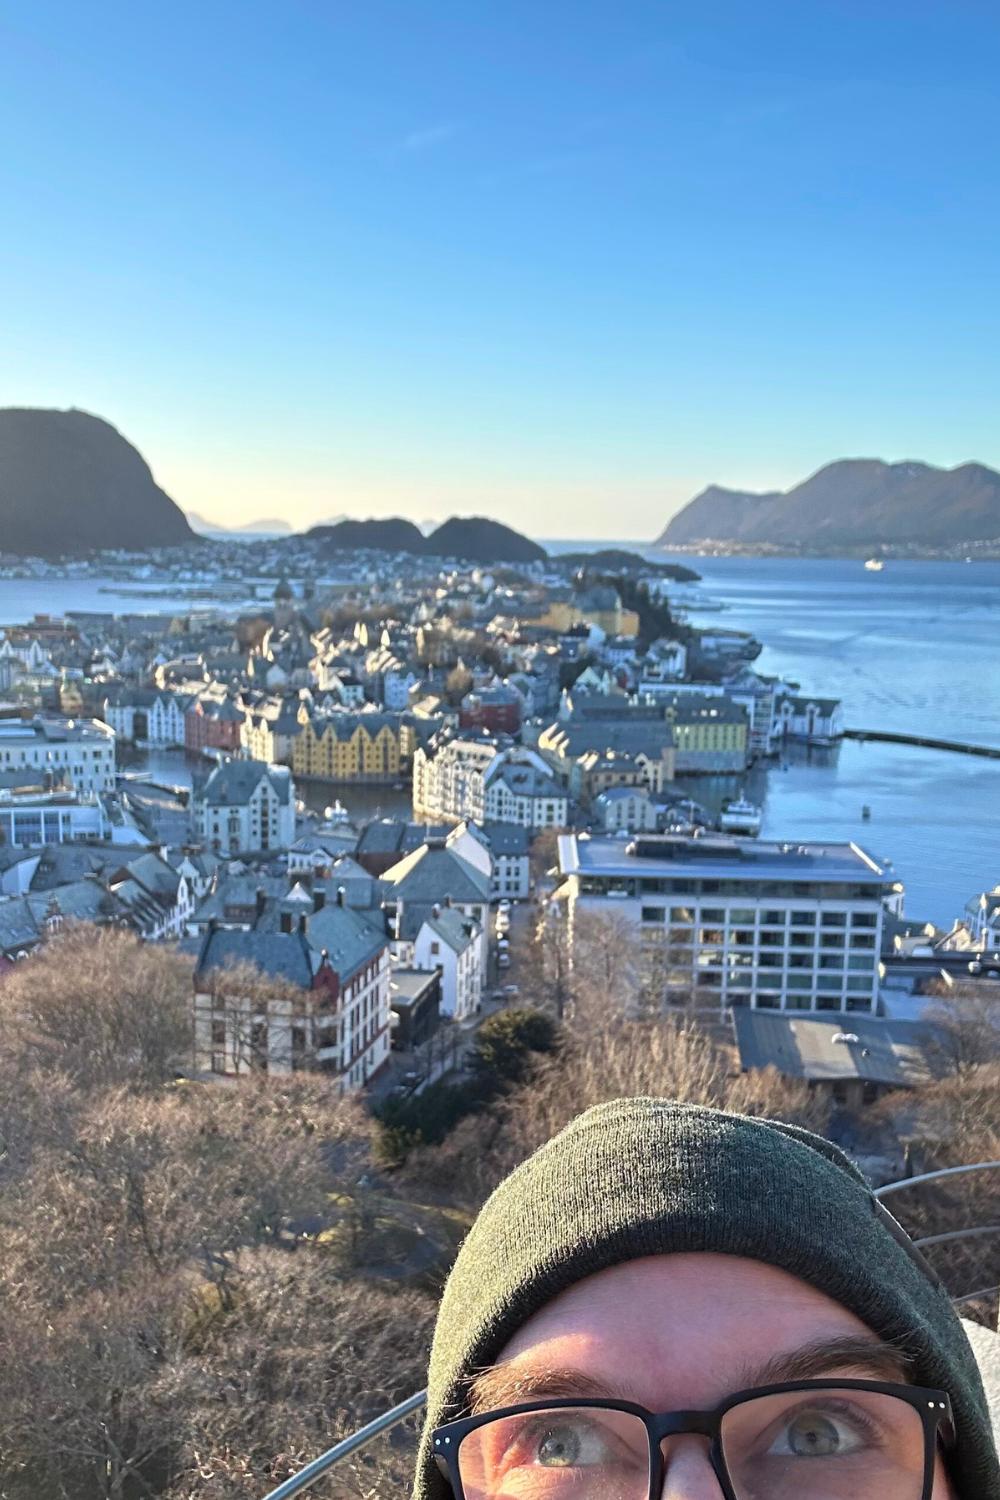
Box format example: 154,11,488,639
159,1250,437,1500
920,980,1000,1079
0,926,192,1089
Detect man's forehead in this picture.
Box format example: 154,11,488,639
472,1253,911,1413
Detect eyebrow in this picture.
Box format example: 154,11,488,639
467,1336,914,1415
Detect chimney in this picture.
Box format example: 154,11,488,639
313,885,326,912
280,910,292,933
444,894,453,908
432,903,441,919
256,887,266,918
336,885,346,907
299,913,308,933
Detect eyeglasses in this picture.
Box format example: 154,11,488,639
432,1381,955,1500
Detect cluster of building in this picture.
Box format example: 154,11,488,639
8,549,972,1118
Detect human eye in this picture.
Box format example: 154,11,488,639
765,1399,883,1459
467,1406,649,1497
511,1414,621,1468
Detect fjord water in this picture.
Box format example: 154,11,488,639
556,551,1000,925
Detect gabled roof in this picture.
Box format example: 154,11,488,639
301,902,387,978
420,906,477,954
195,759,292,808
381,843,490,904
196,927,316,987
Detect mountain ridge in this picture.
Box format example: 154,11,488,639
308,514,546,563
0,407,194,556
657,458,1000,548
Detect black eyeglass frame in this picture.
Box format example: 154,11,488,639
432,1379,955,1500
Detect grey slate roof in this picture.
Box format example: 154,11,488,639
0,896,41,954
381,843,490,905
301,902,387,978
733,1010,933,1089
480,821,531,856
195,759,292,808
421,906,477,955
196,928,316,987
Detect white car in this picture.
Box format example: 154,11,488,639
497,900,512,913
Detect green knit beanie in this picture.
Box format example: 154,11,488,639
413,1097,999,1500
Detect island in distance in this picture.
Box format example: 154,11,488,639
657,457,1000,552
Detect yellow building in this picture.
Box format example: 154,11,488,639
292,710,415,783
661,694,748,772
536,588,639,639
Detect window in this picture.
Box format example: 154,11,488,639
790,910,816,926
641,905,665,924
821,911,847,927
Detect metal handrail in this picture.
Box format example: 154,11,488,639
914,1224,1000,1249
261,1390,427,1500
263,1161,1000,1498
874,1160,1000,1199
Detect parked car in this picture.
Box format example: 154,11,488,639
498,950,511,968
497,900,512,913
502,983,520,997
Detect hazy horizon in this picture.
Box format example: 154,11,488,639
4,2,1000,536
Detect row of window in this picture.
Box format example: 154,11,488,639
639,904,878,928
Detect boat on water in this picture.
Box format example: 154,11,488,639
864,558,885,572
719,796,763,837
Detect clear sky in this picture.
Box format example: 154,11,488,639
2,1,999,539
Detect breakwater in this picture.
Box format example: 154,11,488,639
845,729,1000,761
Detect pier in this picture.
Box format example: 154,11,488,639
845,728,1000,760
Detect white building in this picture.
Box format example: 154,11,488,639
413,903,482,1022
637,637,688,687
190,758,296,855
0,787,109,847
593,784,660,834
0,715,116,793
483,752,568,829
558,833,899,1014
104,691,188,748
194,891,391,1091
779,695,845,745
962,885,1000,950
447,820,532,901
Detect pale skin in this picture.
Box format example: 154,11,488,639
468,1253,955,1500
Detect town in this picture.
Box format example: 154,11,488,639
0,536,994,1121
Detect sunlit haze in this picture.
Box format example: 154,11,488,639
3,1,1000,537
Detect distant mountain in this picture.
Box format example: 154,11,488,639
0,407,195,557
187,511,294,536
307,514,546,563
657,459,1000,548
307,517,427,553
426,516,546,564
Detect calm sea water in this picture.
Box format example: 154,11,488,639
547,550,1000,924
4,560,1000,925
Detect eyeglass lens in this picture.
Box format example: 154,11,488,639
456,1390,928,1500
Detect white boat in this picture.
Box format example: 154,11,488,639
719,797,763,836
864,558,884,572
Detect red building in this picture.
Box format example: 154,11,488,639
458,686,523,735
185,694,244,754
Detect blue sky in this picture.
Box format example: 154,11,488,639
2,1,999,538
